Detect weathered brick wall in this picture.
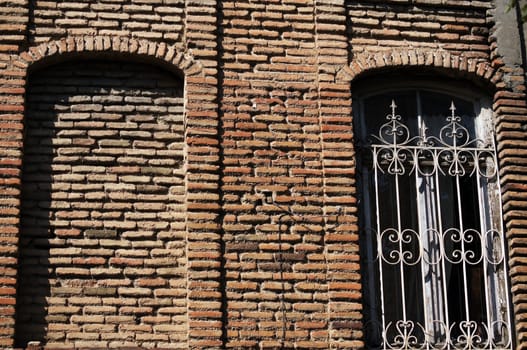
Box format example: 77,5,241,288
0,0,27,47
348,0,492,58
29,0,185,46
220,1,357,348
17,60,187,348
0,0,526,349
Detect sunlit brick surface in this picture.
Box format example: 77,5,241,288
0,0,526,349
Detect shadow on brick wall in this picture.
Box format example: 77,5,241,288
15,98,52,345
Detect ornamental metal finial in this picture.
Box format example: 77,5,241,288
448,101,461,124
390,99,397,117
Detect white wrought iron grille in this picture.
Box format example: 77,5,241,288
358,92,512,350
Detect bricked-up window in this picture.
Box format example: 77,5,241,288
355,87,513,349
17,60,187,348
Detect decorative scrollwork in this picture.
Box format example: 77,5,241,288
364,319,512,350
379,228,421,266
377,100,412,146
455,320,489,349
442,228,487,265
369,101,497,179
388,320,426,350
438,103,472,148
369,227,504,267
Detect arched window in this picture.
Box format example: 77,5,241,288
354,80,513,349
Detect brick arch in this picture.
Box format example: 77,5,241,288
337,49,502,87
6,36,220,349
14,35,203,78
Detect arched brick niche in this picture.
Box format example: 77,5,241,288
16,59,188,348
1,36,223,349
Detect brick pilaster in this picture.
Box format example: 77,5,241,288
0,0,29,346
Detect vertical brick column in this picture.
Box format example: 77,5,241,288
185,1,223,348
490,2,527,347
314,1,363,348
0,0,29,346
493,67,527,348
0,78,23,347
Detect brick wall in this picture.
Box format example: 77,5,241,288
348,0,492,58
29,0,185,46
17,60,186,348
0,0,526,349
219,0,358,348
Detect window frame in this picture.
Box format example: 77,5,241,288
353,80,514,349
